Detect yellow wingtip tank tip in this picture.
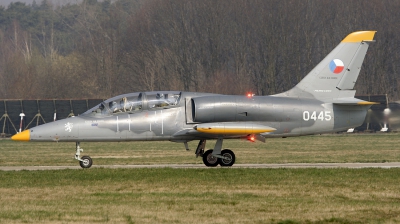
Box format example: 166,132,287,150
11,130,30,141
342,31,377,43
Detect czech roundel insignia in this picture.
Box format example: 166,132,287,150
329,59,344,74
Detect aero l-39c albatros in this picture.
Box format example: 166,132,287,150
12,31,377,168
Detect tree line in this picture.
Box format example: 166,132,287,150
0,0,399,101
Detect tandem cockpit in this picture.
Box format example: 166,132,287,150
84,91,182,117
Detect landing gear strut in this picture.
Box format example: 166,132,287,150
197,138,236,167
75,142,93,168
195,139,206,157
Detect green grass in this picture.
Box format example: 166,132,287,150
1,133,400,166
1,168,400,223
1,133,400,223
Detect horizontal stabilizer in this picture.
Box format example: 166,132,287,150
333,97,379,105
194,122,276,135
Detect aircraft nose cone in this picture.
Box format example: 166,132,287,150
11,130,30,141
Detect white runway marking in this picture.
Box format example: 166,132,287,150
2,162,400,171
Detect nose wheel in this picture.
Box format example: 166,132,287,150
79,156,93,168
75,142,93,168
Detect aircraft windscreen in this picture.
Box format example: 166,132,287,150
109,94,143,113
83,102,110,116
83,92,181,116
84,93,143,116
147,92,180,109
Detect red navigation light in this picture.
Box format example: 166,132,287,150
246,93,254,98
247,134,255,142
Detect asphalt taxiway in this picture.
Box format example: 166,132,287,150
2,162,400,171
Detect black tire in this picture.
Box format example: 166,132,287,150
79,156,93,168
202,149,219,167
219,149,235,167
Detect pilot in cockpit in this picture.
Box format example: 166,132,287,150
109,101,118,112
156,93,169,107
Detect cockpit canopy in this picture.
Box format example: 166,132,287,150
84,91,181,116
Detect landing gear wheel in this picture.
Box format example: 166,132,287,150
219,149,235,167
79,156,93,168
202,149,219,167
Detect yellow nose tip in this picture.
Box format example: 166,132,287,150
11,130,30,141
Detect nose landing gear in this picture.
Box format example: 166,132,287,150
75,142,93,168
79,156,93,168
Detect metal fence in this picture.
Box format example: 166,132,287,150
0,99,103,137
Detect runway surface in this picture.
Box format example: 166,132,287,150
2,162,400,171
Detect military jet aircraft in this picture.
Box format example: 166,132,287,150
12,31,377,168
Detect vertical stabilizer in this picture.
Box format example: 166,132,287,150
279,31,376,100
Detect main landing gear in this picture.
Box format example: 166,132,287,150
194,138,236,167
75,142,93,168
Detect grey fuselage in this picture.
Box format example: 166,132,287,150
28,91,369,142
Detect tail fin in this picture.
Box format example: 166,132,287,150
279,31,376,100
